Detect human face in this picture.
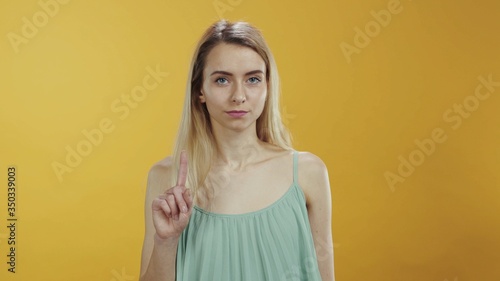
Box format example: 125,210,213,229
200,43,267,133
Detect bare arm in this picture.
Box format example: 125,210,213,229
298,152,335,281
140,152,193,281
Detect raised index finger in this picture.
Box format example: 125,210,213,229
176,150,188,186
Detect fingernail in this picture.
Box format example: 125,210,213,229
182,206,187,213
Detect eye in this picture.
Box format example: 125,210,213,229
215,77,229,85
248,77,261,84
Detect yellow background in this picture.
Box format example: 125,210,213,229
1,0,499,280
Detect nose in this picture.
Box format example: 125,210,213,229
231,83,246,104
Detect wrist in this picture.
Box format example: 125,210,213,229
154,233,180,247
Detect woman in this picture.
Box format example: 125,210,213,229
140,20,335,281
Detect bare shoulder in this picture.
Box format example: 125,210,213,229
297,151,328,176
296,151,331,205
297,151,326,167
146,156,174,195
149,156,174,176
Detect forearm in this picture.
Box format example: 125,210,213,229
140,235,179,281
318,253,335,281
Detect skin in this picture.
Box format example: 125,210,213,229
139,43,335,280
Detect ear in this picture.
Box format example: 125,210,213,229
199,90,206,103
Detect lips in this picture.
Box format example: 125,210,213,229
226,110,248,118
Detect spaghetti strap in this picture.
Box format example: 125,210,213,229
293,150,298,184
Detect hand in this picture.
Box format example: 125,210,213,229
151,150,193,240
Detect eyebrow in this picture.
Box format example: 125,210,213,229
210,70,264,76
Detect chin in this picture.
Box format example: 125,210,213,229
228,121,256,132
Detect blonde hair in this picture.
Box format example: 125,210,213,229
169,20,292,205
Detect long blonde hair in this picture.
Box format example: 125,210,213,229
169,20,292,205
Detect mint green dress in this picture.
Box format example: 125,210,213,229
175,151,322,280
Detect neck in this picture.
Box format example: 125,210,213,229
212,125,264,171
